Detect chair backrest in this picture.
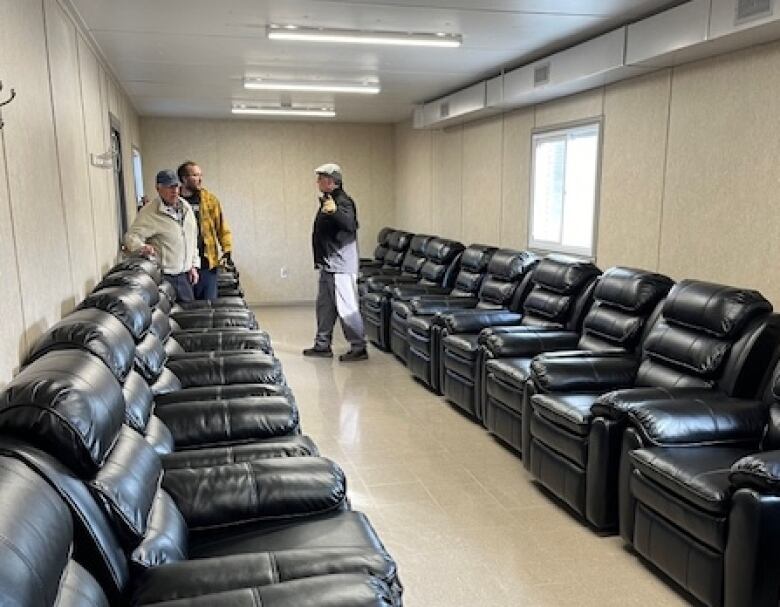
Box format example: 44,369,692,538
519,254,601,330
371,226,395,261
0,454,111,606
398,234,433,276
637,280,774,395
380,230,413,269
448,244,497,297
476,249,540,310
417,238,465,288
577,267,674,354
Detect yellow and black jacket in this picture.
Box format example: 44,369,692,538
197,188,233,269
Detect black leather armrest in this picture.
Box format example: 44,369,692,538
441,310,523,334
479,328,580,357
530,354,638,393
387,284,451,300
410,297,478,315
161,458,346,530
592,387,717,421
625,396,767,446
731,452,780,494
365,275,417,293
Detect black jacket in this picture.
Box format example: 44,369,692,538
311,187,359,272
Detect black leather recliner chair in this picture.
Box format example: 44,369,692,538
613,358,780,607
362,237,464,353
358,230,413,281
387,243,495,362
480,267,673,453
360,226,395,271
358,233,431,298
405,249,537,396
0,350,403,605
0,453,398,606
440,254,599,420
23,308,317,463
525,280,779,530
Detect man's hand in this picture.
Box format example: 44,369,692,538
321,195,337,214
138,244,156,258
188,267,199,285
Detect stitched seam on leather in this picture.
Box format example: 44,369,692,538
222,400,232,441
269,552,280,584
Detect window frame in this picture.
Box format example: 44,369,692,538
528,119,603,259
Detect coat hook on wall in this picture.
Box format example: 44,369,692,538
0,81,16,130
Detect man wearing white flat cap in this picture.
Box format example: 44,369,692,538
303,163,368,362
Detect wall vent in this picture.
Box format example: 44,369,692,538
439,102,450,119
534,63,551,86
736,0,774,24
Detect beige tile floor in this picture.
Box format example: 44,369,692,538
257,305,694,607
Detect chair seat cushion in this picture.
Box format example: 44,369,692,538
531,393,598,436
630,446,753,515
189,511,387,559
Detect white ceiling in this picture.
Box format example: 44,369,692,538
69,0,686,123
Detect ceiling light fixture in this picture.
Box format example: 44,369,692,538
231,103,336,117
267,25,462,47
243,77,380,94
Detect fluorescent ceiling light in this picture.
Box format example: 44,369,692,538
243,78,380,94
267,25,461,47
231,104,336,117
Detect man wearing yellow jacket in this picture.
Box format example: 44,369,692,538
178,161,233,300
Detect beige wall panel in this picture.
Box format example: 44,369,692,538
461,118,503,246
500,108,534,249
431,127,463,241
0,0,73,346
141,118,396,303
534,88,604,129
282,124,320,302
597,70,671,271
394,122,433,233
45,0,99,298
78,36,116,274
368,128,396,241
660,43,780,303
0,138,27,385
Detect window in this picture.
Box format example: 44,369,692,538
529,122,601,257
132,146,144,208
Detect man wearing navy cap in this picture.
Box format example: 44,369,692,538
124,169,200,302
304,163,368,361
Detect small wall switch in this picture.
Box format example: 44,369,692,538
280,266,289,279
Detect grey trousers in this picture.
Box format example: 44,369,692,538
315,270,367,350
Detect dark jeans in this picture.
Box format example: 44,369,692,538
193,267,218,301
163,272,194,303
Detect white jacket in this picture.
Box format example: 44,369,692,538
124,197,200,274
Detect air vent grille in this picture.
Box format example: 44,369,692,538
534,63,551,87
736,0,773,24
439,102,450,119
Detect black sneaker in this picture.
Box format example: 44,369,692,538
339,348,369,362
302,346,333,358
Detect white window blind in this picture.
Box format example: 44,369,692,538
529,123,600,257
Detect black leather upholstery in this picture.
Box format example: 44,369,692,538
441,253,596,420
525,278,777,534
362,236,463,351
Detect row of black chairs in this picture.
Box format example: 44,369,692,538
360,226,780,607
0,257,402,606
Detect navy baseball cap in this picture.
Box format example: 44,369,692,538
155,169,180,187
